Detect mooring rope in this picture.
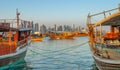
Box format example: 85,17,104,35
26,41,90,70
28,41,89,55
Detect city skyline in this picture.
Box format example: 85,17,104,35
0,0,119,27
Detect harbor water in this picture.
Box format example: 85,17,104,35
2,37,98,70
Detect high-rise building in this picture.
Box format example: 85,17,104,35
40,24,47,34
34,23,39,32
57,25,62,31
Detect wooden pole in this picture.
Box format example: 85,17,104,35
95,27,97,41
103,11,106,18
16,9,20,28
87,14,94,49
100,24,102,44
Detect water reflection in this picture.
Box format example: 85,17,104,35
0,59,26,70
91,62,98,70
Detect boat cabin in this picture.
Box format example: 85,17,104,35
0,12,33,56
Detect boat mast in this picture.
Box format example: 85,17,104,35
16,9,20,28
87,14,94,49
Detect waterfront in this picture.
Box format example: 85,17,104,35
0,1,120,70
0,37,98,70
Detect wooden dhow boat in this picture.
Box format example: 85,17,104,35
31,32,43,42
62,31,74,39
87,5,120,70
49,31,65,40
0,10,32,69
49,31,74,40
73,31,88,37
31,35,43,42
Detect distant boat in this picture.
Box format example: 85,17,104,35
62,31,74,39
49,31,65,40
73,31,88,37
49,31,74,40
31,35,43,42
40,33,46,38
87,5,120,70
0,10,32,68
31,32,43,42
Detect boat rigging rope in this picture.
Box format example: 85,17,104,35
26,41,89,70
28,41,89,55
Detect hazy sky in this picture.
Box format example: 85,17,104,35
0,0,120,27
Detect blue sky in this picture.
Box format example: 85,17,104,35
0,0,120,27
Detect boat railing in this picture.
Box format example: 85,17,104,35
87,5,120,25
0,41,17,56
18,20,33,29
0,41,17,47
96,47,120,60
95,41,120,60
95,34,120,43
0,19,33,29
17,36,30,47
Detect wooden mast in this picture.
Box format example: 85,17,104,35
87,13,95,51
16,9,19,43
16,9,20,28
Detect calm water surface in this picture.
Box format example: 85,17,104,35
25,37,98,70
